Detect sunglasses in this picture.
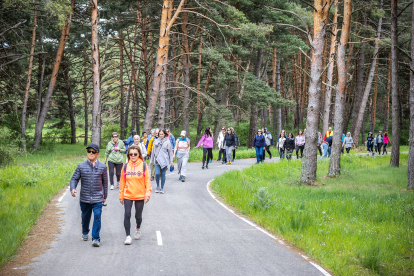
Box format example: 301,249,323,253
129,153,139,157
87,150,97,154
112,135,118,138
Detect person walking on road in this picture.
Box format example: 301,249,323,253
149,129,174,194
195,127,214,169
321,136,333,159
70,143,108,247
324,127,333,140
132,135,147,161
285,132,295,160
366,132,374,156
263,127,273,160
223,127,236,165
166,128,176,150
383,132,391,155
174,130,191,181
104,132,126,190
147,129,158,181
376,131,384,155
231,127,240,162
216,126,226,161
119,145,151,245
252,129,266,164
342,132,353,154
277,130,286,160
295,130,305,159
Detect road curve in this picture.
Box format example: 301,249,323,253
22,157,331,276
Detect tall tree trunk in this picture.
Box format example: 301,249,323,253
33,0,74,150
293,54,299,128
301,0,331,183
143,0,185,133
91,0,101,145
328,0,352,176
248,36,265,148
390,0,400,166
272,48,282,134
63,55,76,144
408,0,414,188
181,4,191,135
119,30,125,138
36,51,45,125
352,5,383,146
371,60,379,133
83,46,88,146
21,2,38,151
351,29,367,136
385,52,391,133
322,0,338,136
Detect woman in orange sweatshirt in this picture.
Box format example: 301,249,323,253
119,145,152,245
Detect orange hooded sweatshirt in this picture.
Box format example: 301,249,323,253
119,158,152,200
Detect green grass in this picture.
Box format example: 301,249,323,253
211,154,414,276
187,147,257,162
0,144,91,267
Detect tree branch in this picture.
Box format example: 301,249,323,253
0,20,26,37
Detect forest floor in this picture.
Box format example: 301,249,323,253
211,153,414,276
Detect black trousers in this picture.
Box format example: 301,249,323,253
124,199,145,236
296,145,304,159
233,148,236,160
263,146,272,160
377,143,383,153
218,148,225,160
108,161,123,185
203,148,213,165
317,145,322,156
345,147,351,153
383,143,388,154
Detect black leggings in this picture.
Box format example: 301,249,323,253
383,143,388,154
108,161,123,185
346,147,351,154
124,199,145,236
233,148,236,160
203,148,213,165
218,148,225,160
296,145,304,159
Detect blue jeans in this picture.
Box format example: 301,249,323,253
279,148,285,159
321,143,330,159
80,202,102,242
155,165,168,189
255,146,264,162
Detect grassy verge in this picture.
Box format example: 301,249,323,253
0,144,88,267
187,147,257,162
211,154,414,276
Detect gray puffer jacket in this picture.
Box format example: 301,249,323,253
70,160,108,204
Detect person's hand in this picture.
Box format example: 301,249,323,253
252,147,254,150
115,147,119,151
263,147,266,150
216,142,218,145
71,189,76,197
104,158,107,164
119,198,124,205
145,196,150,204
170,163,173,166
103,198,106,203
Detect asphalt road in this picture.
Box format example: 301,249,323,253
24,156,330,276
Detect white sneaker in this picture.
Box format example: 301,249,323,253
110,185,114,190
134,229,141,240
160,189,165,194
124,235,132,245
116,182,120,188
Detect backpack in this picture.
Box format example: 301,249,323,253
123,162,147,179
269,133,274,146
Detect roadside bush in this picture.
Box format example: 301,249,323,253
0,146,18,167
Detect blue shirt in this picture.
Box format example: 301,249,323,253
126,135,135,147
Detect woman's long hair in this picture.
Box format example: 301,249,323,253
296,129,303,136
384,131,388,137
204,126,212,137
288,132,294,138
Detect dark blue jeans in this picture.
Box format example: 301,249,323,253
155,165,168,189
80,202,102,242
255,146,263,162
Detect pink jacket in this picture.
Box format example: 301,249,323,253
195,134,214,148
384,136,390,144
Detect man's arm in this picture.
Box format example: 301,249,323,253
70,165,81,196
102,166,108,201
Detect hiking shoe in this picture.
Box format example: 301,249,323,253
160,189,165,194
134,229,141,240
124,236,132,245
202,166,204,169
82,234,88,241
206,164,209,169
155,187,160,193
229,161,232,165
110,185,114,190
92,240,100,247
210,159,212,163
151,177,154,181
179,175,182,181
216,159,221,161
181,176,185,182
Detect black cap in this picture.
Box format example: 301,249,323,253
86,143,100,153
131,130,137,134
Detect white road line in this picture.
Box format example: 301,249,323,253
58,187,70,202
206,180,332,276
156,231,163,245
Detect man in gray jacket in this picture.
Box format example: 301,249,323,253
70,143,108,247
